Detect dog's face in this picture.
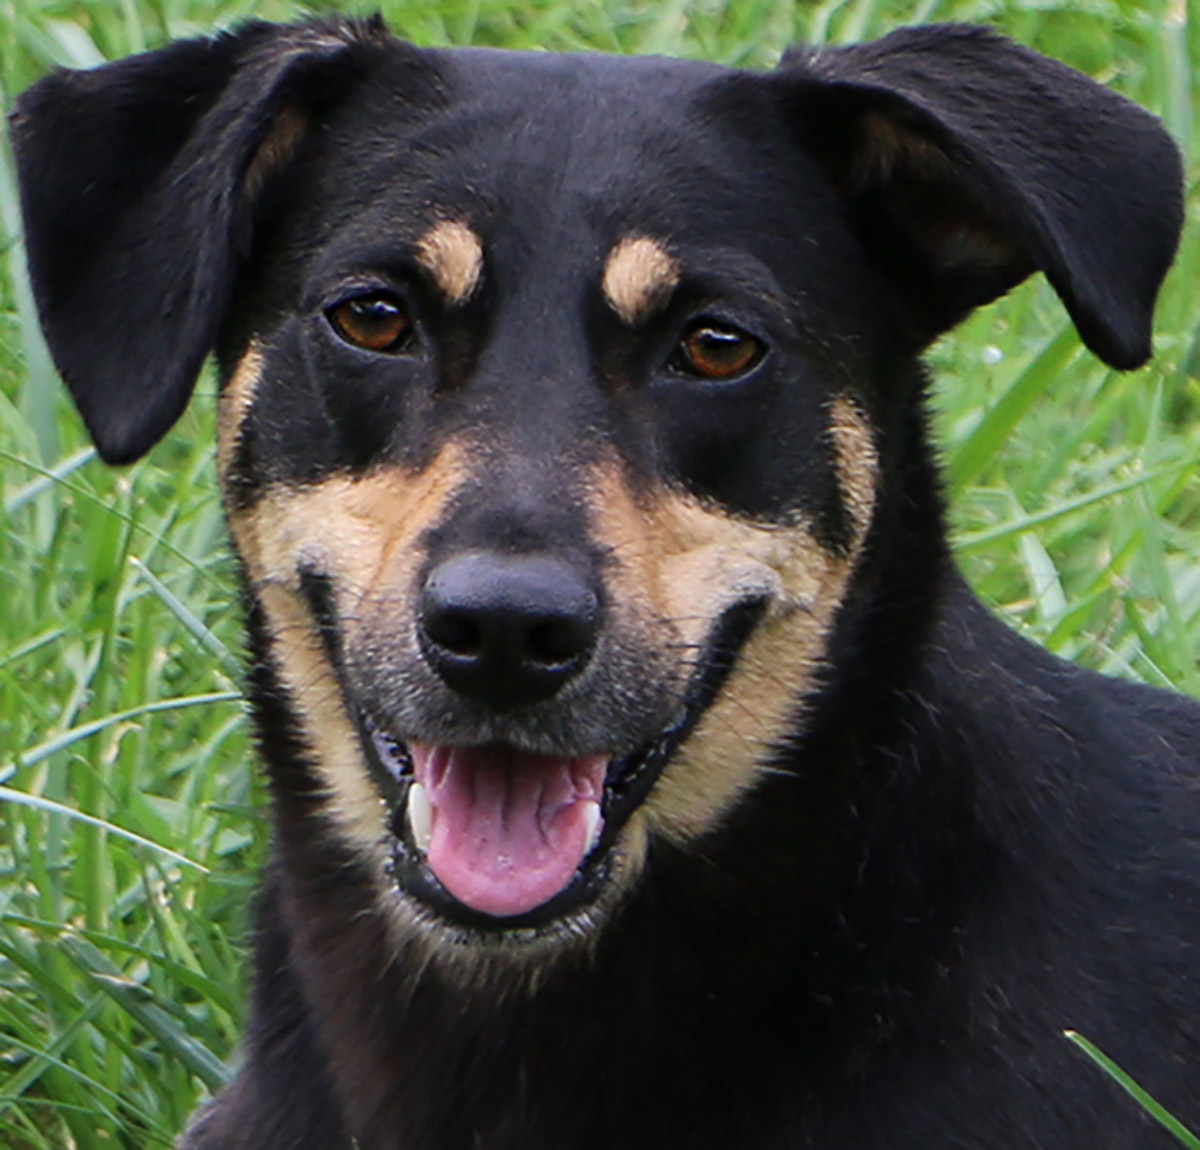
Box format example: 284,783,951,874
219,49,884,939
12,20,1181,958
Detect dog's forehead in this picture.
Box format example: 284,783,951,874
434,44,727,100
435,52,722,216
424,45,730,150
302,49,793,239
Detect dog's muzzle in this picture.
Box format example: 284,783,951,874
349,549,767,929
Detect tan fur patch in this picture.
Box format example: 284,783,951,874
225,443,470,847
853,114,1015,271
416,220,484,306
588,399,878,842
602,236,679,326
217,344,263,480
244,107,309,199
853,112,954,189
259,582,389,849
829,395,878,538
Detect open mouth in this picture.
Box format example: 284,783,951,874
357,596,767,931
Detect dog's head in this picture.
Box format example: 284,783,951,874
12,20,1181,953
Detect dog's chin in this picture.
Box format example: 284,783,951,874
355,596,770,941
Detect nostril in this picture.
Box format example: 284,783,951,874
527,618,592,668
425,610,483,659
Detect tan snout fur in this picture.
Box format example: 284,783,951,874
588,395,878,844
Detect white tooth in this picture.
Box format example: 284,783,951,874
583,801,603,856
407,783,433,853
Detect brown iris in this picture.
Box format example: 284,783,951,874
674,321,763,380
327,292,412,353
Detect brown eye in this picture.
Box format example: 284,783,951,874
327,293,412,353
674,322,763,380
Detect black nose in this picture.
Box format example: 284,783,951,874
418,552,599,709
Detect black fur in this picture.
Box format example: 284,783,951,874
12,19,1199,1149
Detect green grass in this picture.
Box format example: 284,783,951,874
1,0,1199,1144
1066,1031,1200,1147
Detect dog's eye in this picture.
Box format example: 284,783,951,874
327,293,412,353
673,322,763,380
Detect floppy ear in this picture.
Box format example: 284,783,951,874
10,17,388,464
776,24,1183,368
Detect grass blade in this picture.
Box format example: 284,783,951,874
129,558,242,677
947,323,1080,494
58,934,230,1092
5,691,241,776
1064,1031,1200,1148
0,787,208,872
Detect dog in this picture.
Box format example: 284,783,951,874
12,16,1200,1148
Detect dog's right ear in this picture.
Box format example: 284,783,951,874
10,18,390,464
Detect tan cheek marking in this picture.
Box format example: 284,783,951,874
225,443,470,847
416,220,484,306
259,582,389,849
217,344,264,482
588,415,879,841
649,525,844,841
602,236,679,326
227,442,468,594
829,395,879,540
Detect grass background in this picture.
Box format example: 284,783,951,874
1,0,1198,1145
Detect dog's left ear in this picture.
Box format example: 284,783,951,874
10,17,392,464
774,24,1183,368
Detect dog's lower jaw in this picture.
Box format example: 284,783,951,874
375,814,650,970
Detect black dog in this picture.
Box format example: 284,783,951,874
12,17,1199,1148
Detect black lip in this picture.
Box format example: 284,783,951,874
353,594,770,932
597,595,768,850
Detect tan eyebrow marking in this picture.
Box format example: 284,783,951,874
602,236,679,326
415,220,484,306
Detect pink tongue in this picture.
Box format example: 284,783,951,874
409,743,606,918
